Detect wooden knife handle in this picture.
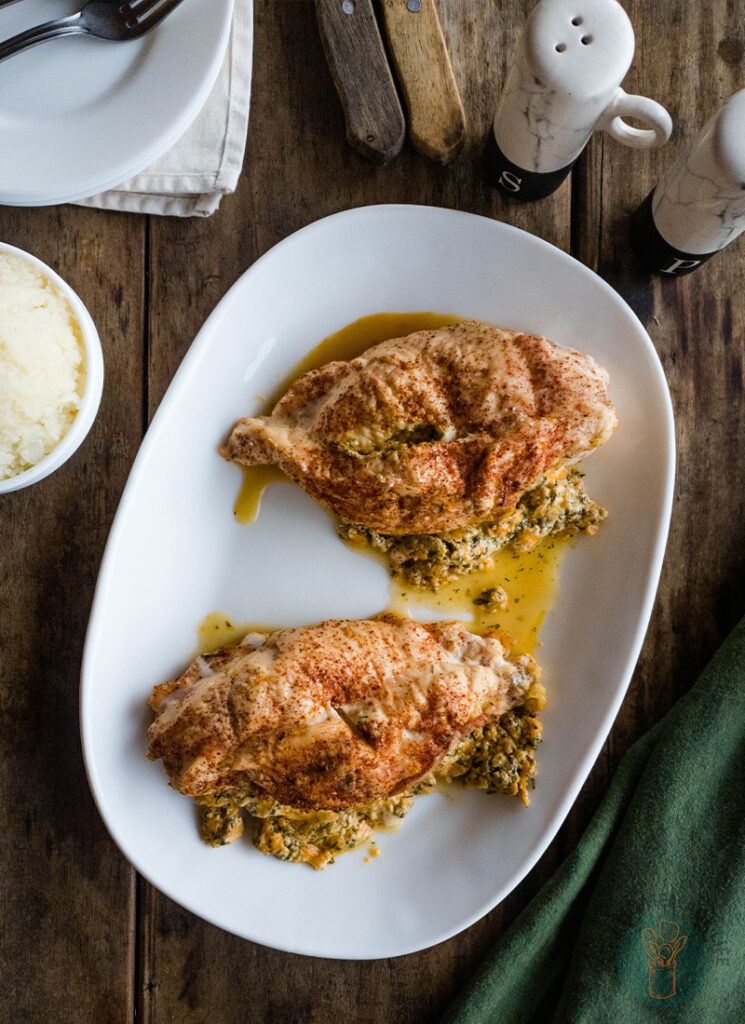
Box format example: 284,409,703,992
380,0,466,163
315,0,406,164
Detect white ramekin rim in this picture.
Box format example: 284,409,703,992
0,241,104,494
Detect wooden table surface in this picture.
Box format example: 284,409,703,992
2,2,744,1021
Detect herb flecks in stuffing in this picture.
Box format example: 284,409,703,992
438,707,543,807
338,466,606,590
196,787,421,870
198,801,245,846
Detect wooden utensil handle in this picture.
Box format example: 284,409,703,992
381,0,466,163
315,0,405,164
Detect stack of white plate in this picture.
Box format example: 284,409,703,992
0,0,234,206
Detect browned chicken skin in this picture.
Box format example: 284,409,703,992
221,320,618,535
147,616,538,812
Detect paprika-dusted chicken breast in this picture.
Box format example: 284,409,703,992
148,615,537,809
148,616,543,867
221,320,617,536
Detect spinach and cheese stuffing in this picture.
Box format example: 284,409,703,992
338,466,605,590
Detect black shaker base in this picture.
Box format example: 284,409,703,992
630,190,717,277
484,133,575,202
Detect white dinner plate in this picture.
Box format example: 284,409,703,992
81,206,674,959
0,0,234,206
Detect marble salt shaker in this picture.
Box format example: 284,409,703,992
486,0,672,201
631,90,745,276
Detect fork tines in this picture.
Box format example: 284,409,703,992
123,0,186,30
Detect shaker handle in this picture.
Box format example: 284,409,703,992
601,89,672,149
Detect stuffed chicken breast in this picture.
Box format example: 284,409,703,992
221,320,617,536
221,320,617,588
148,616,544,868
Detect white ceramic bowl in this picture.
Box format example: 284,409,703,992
0,242,104,494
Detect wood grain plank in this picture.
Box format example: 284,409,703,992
0,207,146,1024
140,3,572,1023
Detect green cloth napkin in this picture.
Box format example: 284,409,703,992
442,617,745,1023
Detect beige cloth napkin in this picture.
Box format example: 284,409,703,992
76,0,253,218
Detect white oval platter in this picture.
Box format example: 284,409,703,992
81,205,674,959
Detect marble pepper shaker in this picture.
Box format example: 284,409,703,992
631,90,745,276
486,0,672,201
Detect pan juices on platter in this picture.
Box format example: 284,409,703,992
147,314,617,868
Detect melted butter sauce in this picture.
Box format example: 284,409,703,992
230,311,568,652
197,611,272,654
385,539,570,655
234,312,461,525
196,537,566,658
271,311,463,402
235,465,286,525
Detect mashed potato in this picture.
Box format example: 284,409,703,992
0,252,86,480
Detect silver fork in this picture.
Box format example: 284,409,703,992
0,0,187,63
